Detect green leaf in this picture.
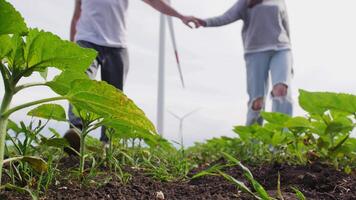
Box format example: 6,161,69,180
4,156,47,173
7,34,26,69
24,29,96,72
234,125,260,141
103,118,172,149
271,131,287,146
0,0,28,35
49,127,61,138
7,119,21,133
39,68,48,80
299,90,356,115
41,137,69,149
345,138,356,152
326,122,349,134
0,35,12,59
261,112,291,125
222,152,241,165
27,104,66,122
47,69,89,95
251,180,271,200
66,79,156,134
330,134,350,152
191,170,216,179
254,128,274,144
284,117,311,129
22,156,48,173
299,90,329,115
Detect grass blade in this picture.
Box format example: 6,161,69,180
218,171,261,200
291,187,306,200
192,164,225,179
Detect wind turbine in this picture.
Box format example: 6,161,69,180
168,108,200,147
157,0,185,136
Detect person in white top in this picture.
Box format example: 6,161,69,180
64,0,198,151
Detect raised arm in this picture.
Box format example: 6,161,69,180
143,0,198,28
70,0,81,42
204,0,247,27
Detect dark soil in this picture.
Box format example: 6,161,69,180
1,158,355,200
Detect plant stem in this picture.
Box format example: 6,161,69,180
14,82,47,94
79,127,88,176
1,96,67,118
0,90,13,186
0,64,11,91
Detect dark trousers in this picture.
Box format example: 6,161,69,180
68,40,129,142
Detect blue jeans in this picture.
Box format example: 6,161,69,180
244,49,293,125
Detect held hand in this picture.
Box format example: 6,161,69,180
194,17,207,28
180,16,206,29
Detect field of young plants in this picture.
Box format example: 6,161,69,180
0,1,355,199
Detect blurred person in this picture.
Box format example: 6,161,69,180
191,0,293,125
65,0,198,153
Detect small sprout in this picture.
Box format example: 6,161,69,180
156,191,165,200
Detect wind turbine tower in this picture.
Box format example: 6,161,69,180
157,0,185,136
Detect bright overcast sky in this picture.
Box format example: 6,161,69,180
3,0,356,145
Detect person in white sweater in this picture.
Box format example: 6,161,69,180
65,0,198,152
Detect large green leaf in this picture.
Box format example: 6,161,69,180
233,125,259,141
0,0,28,35
0,35,12,59
254,128,274,144
47,69,89,95
103,119,149,138
24,29,96,72
66,79,156,134
27,104,66,122
261,112,291,125
103,118,171,149
299,90,356,115
22,156,48,173
284,117,311,129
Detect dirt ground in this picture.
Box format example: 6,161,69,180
1,161,355,200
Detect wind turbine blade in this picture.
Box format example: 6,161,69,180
168,110,181,120
182,108,201,119
167,16,185,88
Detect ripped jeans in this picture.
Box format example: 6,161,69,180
244,49,293,125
